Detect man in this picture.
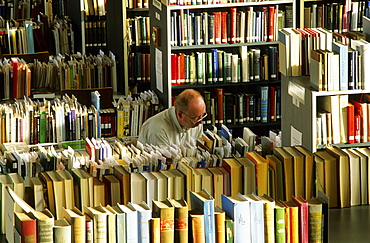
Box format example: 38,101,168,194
138,89,207,146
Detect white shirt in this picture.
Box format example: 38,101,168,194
138,106,203,146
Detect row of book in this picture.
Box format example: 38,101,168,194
0,51,118,99
127,0,149,9
202,86,281,128
316,93,370,147
0,0,59,21
128,52,151,85
84,19,108,54
170,5,293,47
0,16,75,57
3,178,329,243
171,46,279,85
166,0,292,7
279,25,370,91
303,1,370,32
84,0,106,17
0,90,160,144
127,16,151,47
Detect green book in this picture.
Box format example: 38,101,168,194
275,201,286,243
207,52,213,84
225,217,234,243
39,110,47,143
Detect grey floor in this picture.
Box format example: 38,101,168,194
329,205,370,242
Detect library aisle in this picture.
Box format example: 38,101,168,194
329,205,370,242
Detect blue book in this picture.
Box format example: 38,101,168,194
332,41,349,91
259,86,269,123
190,189,215,243
212,49,219,83
221,194,251,243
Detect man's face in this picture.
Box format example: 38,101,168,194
178,97,207,129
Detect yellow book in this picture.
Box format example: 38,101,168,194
281,200,299,243
46,171,66,220
84,206,108,243
168,198,188,243
246,151,268,196
62,207,86,243
152,199,174,243
189,211,205,243
214,207,225,243
283,146,305,198
207,167,224,208
113,165,131,204
56,170,75,210
222,158,242,195
260,194,275,243
274,147,294,201
150,217,161,243
294,146,315,200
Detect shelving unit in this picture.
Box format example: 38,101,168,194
149,0,296,137
281,75,370,152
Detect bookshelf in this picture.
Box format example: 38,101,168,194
125,7,151,94
68,0,127,95
149,0,296,137
281,75,370,152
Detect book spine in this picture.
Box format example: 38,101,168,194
260,86,269,123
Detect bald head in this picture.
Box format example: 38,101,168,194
175,89,205,113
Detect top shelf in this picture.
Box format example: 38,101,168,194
165,0,294,9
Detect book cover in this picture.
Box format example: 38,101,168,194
152,200,174,242
14,212,37,243
190,189,216,243
168,198,188,243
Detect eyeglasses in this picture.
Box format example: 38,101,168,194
182,111,208,124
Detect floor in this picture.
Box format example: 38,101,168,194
1,205,369,242
329,205,370,242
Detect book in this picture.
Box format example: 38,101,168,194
292,196,309,243
234,157,256,195
207,167,225,208
128,202,152,243
245,151,268,196
294,146,315,200
190,190,215,243
222,193,251,242
14,212,37,243
53,218,72,243
222,158,242,196
274,147,294,201
84,206,108,243
118,203,139,242
113,165,131,205
265,154,284,201
280,200,299,243
152,199,174,242
62,207,86,243
274,200,286,243
168,198,188,243
28,209,55,243
283,147,305,198
150,217,160,243
107,205,127,243
189,211,206,243
325,146,351,208
259,194,276,243
306,197,323,242
102,174,121,206
342,149,361,206
214,207,225,243
241,193,265,243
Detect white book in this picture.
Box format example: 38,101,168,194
339,95,349,144
222,194,251,242
53,219,72,243
241,193,265,243
128,202,151,243
117,204,139,243
84,206,108,243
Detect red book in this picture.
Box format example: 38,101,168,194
292,195,309,243
347,103,355,143
221,12,228,44
141,53,147,82
269,86,276,122
178,53,185,85
146,53,151,83
214,12,221,44
268,6,276,41
14,212,37,243
171,53,178,85
11,58,19,99
216,88,224,126
355,114,361,143
230,8,237,44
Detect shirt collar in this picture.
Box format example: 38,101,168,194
169,107,187,133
